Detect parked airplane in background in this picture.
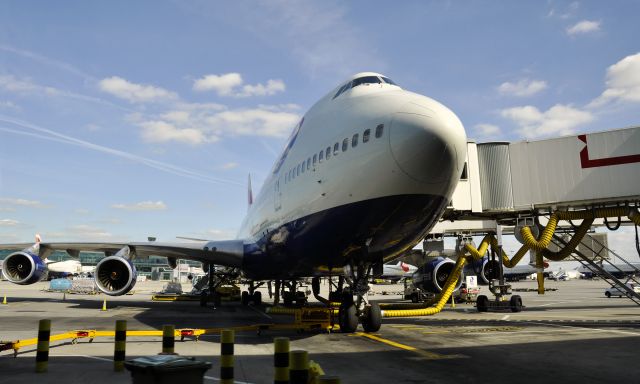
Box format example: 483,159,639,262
0,72,467,332
44,259,95,280
377,261,417,282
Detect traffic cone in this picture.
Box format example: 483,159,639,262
2,295,6,305
101,299,107,311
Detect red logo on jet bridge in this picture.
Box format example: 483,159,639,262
579,134,640,169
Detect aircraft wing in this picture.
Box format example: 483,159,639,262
0,239,246,268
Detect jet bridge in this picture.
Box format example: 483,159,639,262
426,126,640,307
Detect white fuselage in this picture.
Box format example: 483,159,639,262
236,73,467,278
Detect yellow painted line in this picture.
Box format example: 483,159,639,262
353,332,466,360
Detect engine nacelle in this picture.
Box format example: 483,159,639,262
411,257,463,293
94,256,137,296
1,251,48,285
465,257,500,285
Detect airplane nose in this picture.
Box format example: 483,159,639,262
389,102,466,184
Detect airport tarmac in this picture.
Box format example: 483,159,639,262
1,278,640,383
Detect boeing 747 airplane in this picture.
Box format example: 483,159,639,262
0,72,466,332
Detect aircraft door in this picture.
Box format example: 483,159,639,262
274,178,282,211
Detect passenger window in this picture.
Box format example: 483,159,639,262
352,134,358,148
342,138,348,152
301,161,305,173
313,154,317,165
333,143,339,155
326,147,331,160
319,150,324,162
375,124,384,138
363,129,370,143
307,158,311,170
297,164,301,176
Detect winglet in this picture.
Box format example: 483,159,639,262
248,173,253,207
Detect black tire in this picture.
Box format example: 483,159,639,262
411,292,419,303
362,303,382,333
477,295,489,312
252,291,262,305
241,291,250,306
510,295,523,313
200,291,208,307
283,293,293,306
605,291,611,298
328,291,342,303
338,303,358,333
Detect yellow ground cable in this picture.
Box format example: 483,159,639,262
382,255,467,317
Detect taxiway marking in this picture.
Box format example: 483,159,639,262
526,321,640,336
353,332,467,360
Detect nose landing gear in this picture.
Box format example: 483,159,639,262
337,262,382,333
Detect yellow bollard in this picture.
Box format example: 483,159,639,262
101,299,107,311
273,337,290,384
35,319,51,373
309,360,325,382
220,329,234,384
162,325,175,354
114,320,127,372
289,350,309,384
318,376,341,384
2,295,7,305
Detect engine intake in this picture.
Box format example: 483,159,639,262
94,256,137,296
411,257,462,293
1,251,48,285
465,257,500,285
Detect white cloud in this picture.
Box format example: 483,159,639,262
473,124,501,137
111,201,167,211
98,76,177,103
193,73,285,97
0,219,19,226
136,103,300,145
498,79,547,97
0,100,19,110
589,52,640,108
74,209,90,215
193,73,243,95
501,104,593,138
139,120,211,145
566,20,601,36
0,197,47,208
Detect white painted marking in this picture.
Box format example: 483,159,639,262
501,315,510,321
527,321,640,337
204,376,254,384
55,354,112,362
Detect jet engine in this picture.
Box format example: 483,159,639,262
94,256,137,296
1,251,48,285
465,257,500,285
411,257,462,293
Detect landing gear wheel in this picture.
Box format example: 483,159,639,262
477,295,488,312
252,291,262,305
241,291,250,306
410,292,419,303
510,295,523,312
605,291,611,298
362,303,382,333
338,303,358,333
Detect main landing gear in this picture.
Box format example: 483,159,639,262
199,264,238,308
337,262,382,333
241,281,263,306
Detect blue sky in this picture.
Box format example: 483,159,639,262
0,1,639,260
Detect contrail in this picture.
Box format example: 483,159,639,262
0,117,243,187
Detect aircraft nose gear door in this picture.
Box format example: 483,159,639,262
274,178,282,211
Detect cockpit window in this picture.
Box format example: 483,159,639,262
333,83,351,99
351,76,381,88
381,77,397,85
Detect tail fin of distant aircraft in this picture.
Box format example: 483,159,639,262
248,173,253,207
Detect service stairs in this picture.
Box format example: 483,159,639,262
551,233,640,305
